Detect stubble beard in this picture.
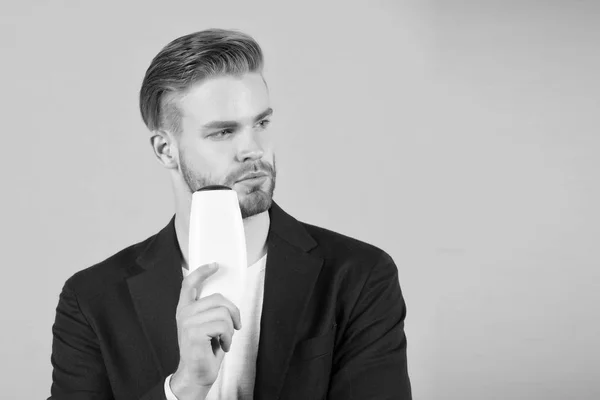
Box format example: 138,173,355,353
180,153,277,219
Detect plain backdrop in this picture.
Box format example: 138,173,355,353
1,1,599,399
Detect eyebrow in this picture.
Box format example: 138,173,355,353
201,107,273,131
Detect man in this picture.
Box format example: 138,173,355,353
49,28,412,399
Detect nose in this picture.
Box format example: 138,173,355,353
235,129,264,163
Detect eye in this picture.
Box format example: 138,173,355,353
257,119,271,129
211,129,233,138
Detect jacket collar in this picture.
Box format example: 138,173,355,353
133,200,318,272
127,200,323,400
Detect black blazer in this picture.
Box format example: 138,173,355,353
49,201,412,399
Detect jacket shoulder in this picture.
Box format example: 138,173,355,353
300,220,394,266
62,232,156,298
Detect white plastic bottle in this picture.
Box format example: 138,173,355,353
188,185,247,311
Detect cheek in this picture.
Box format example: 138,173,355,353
262,148,275,164
262,129,276,148
178,140,207,172
258,132,275,155
182,141,234,177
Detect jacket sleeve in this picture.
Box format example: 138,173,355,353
328,251,412,400
48,282,167,400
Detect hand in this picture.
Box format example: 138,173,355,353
170,263,242,400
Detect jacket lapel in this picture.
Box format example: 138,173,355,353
127,216,183,378
125,201,323,400
253,201,323,400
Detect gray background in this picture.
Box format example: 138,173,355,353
1,1,599,399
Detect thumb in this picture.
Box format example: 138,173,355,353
179,262,219,306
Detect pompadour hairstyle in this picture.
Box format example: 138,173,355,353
139,28,264,134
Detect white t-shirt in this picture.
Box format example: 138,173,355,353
165,253,267,399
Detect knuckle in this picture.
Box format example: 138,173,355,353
218,320,229,333
215,293,226,302
205,293,217,302
218,306,229,319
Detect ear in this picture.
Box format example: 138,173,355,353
149,130,178,169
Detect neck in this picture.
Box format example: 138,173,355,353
174,195,270,270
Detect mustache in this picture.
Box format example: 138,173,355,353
229,161,275,182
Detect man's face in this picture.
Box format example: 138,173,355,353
174,73,276,219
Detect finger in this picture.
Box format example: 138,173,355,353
180,307,235,337
181,293,242,330
178,263,219,308
188,321,234,352
220,332,233,353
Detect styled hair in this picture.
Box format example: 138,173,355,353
139,28,264,134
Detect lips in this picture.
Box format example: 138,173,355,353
237,172,268,182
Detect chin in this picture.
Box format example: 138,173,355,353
238,189,273,219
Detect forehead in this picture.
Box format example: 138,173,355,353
177,73,269,123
